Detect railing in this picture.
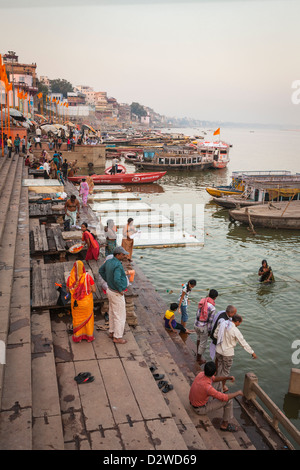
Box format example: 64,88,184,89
243,372,300,446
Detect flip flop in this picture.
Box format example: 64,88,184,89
152,373,165,381
96,324,109,331
157,380,168,389
220,423,238,432
149,365,157,373
162,383,173,393
74,372,93,383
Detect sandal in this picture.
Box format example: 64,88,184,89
152,373,165,381
157,380,168,389
113,338,127,344
96,324,109,331
74,373,94,384
162,383,173,393
149,365,157,373
220,423,238,432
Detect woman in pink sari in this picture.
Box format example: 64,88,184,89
79,179,90,206
81,223,99,260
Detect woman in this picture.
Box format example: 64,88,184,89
81,223,99,260
258,259,275,283
178,279,197,329
66,260,96,343
86,175,94,194
79,178,90,206
121,218,137,261
104,219,117,256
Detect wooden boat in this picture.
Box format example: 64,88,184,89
104,164,127,175
132,141,231,171
229,200,300,230
213,173,300,209
206,170,293,198
68,171,167,185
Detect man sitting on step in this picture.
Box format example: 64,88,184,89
189,361,243,432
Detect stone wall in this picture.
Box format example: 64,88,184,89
33,143,106,169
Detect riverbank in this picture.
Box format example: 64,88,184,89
1,153,299,451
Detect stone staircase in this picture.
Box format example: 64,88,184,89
0,156,256,450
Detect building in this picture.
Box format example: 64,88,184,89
2,51,38,111
74,85,96,106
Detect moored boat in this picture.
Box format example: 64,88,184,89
68,171,167,185
229,200,300,230
104,164,127,175
132,140,231,171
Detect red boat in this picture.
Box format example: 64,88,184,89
68,171,166,185
104,164,127,175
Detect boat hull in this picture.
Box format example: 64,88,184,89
68,171,166,185
133,162,212,171
206,187,243,198
229,201,300,229
212,196,260,209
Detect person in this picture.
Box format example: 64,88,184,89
66,260,96,343
209,305,237,362
21,136,26,154
48,136,54,150
50,159,57,179
64,194,80,227
81,222,99,260
35,136,42,149
43,160,50,179
79,178,90,206
194,289,219,365
7,136,12,158
189,361,243,432
214,314,257,392
104,219,117,256
178,279,197,329
121,218,137,261
86,175,94,194
164,303,195,335
14,134,20,154
61,159,69,179
98,246,129,344
258,259,275,283
111,157,118,174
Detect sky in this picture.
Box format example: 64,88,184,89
1,0,300,127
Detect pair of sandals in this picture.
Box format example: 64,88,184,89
149,366,174,394
74,372,94,384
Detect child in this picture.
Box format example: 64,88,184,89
164,303,194,334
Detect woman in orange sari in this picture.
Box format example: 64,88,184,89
81,222,99,260
66,260,96,343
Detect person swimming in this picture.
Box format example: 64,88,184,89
258,259,275,283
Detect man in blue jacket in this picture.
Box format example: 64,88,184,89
99,246,129,344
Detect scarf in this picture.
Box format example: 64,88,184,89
216,318,233,346
66,260,93,300
197,297,215,322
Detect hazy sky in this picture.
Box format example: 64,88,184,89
1,0,300,126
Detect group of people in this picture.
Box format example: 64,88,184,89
162,262,268,433
0,133,27,158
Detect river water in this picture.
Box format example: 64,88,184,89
113,126,300,439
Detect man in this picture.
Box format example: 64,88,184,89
214,314,257,392
21,136,26,154
189,361,243,432
35,136,42,149
14,134,20,154
64,194,80,228
194,289,218,365
99,246,129,344
7,136,12,158
209,305,237,362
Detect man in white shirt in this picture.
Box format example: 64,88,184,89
214,314,257,392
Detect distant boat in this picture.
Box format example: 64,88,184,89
68,171,167,185
132,141,231,171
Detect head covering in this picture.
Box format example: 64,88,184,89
67,260,93,300
197,296,215,322
113,246,129,255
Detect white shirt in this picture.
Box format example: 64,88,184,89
214,322,254,357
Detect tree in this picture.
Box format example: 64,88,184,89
50,78,73,98
130,102,147,119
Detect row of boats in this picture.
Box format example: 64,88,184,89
206,170,300,230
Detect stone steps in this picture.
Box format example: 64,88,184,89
0,157,33,449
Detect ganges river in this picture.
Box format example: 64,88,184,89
99,126,300,443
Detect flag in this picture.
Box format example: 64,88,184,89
213,128,220,136
37,92,43,99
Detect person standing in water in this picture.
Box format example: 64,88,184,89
178,279,197,329
258,260,275,283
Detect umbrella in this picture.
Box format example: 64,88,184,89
83,123,97,133
35,114,47,121
40,124,59,134
4,108,26,121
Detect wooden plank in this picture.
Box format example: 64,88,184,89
40,224,49,252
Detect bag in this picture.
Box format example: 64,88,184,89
56,283,70,306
